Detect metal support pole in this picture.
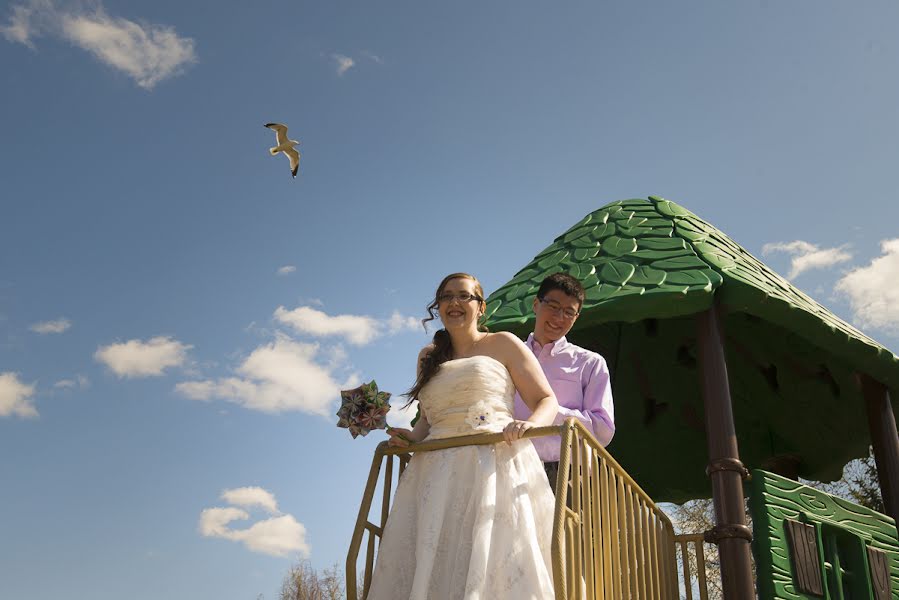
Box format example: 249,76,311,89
860,373,899,523
696,305,755,599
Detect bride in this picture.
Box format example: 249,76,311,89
366,272,559,600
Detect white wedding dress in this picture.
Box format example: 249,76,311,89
366,355,556,600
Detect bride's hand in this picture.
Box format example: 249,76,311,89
503,420,534,444
386,427,416,448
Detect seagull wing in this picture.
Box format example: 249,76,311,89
265,123,290,146
284,147,301,178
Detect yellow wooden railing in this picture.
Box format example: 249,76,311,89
346,418,681,599
673,533,712,600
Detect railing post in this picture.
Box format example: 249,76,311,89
696,305,755,599
346,444,387,600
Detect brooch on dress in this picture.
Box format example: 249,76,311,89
465,401,496,430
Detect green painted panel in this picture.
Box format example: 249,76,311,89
631,248,691,261
601,236,639,257
665,270,720,288
568,223,616,247
642,218,677,228
506,267,541,286
584,282,620,302
563,224,598,244
611,210,637,221
651,255,709,270
534,240,565,259
749,469,899,599
651,196,696,217
638,237,688,251
629,265,667,286
618,225,655,238
600,261,636,285
537,250,569,269
642,226,675,237
568,262,596,280
573,247,600,261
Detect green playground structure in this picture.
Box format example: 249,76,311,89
348,197,899,599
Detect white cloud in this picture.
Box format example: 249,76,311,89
386,311,421,335
0,1,39,46
0,372,38,418
388,399,418,430
274,305,422,346
53,374,89,389
332,53,354,76
95,335,191,378
1,0,196,89
761,240,853,279
835,238,899,334
30,317,71,334
199,487,309,558
176,335,354,415
276,265,296,276
361,49,384,64
221,486,279,514
274,306,380,346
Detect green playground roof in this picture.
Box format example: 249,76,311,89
485,196,899,503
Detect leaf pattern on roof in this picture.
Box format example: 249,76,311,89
484,196,898,386
484,198,723,328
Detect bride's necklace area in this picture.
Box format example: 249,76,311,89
453,331,488,360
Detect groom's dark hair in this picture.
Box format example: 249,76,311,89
536,272,585,309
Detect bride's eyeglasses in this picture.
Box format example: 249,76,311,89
438,292,483,304
538,297,580,320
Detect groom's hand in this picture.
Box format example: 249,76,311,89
503,420,534,444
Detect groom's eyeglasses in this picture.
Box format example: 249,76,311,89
438,292,483,304
538,297,580,321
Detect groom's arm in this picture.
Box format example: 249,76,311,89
553,355,615,447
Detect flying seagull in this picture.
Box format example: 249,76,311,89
264,123,300,178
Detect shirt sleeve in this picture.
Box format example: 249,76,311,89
554,355,615,446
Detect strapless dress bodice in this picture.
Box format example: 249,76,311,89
419,355,515,440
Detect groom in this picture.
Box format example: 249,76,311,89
513,272,615,490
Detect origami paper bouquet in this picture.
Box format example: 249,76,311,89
336,380,393,439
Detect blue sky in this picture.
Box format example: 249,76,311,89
2,1,899,598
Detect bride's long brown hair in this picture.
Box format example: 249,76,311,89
404,273,488,403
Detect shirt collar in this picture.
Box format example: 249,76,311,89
526,333,569,357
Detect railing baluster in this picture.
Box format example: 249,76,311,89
363,526,375,599
589,447,602,599
642,506,654,599
600,461,614,600
381,456,393,536
616,475,630,598
695,538,709,600
571,435,583,600
640,502,653,599
578,437,595,599
609,469,622,599
566,517,577,600
680,539,693,600
636,496,648,598
649,507,658,599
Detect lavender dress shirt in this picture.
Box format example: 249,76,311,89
513,334,615,462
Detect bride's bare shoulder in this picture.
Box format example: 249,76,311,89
483,332,527,361
485,331,524,347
